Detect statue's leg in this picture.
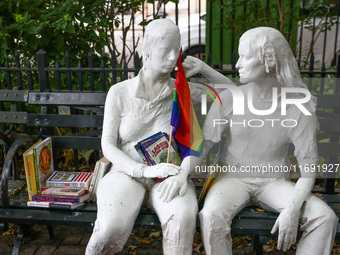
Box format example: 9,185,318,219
199,178,251,255
256,179,338,255
149,179,198,255
85,171,146,255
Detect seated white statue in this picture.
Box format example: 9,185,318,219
196,27,338,255
85,18,232,255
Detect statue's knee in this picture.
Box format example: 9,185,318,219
322,209,338,228
90,221,128,253
199,208,231,234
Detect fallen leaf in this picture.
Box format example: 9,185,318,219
193,243,203,253
140,239,151,244
128,245,138,250
255,208,265,212
149,231,161,239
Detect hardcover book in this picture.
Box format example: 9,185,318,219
23,138,54,200
46,171,93,188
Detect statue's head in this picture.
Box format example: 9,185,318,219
142,19,180,73
237,27,302,88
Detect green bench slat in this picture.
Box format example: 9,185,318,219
27,114,103,128
28,91,107,106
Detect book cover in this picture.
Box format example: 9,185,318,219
23,138,54,200
32,192,90,203
134,132,182,182
89,157,111,201
30,138,54,195
46,171,93,188
42,188,86,196
144,135,182,166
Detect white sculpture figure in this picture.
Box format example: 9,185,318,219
85,18,232,255
197,27,338,255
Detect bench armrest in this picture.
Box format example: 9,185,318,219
1,135,38,207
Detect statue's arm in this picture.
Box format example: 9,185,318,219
102,87,179,179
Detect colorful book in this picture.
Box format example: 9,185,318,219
134,132,182,182
89,157,111,201
32,192,90,203
23,138,54,200
42,188,86,196
46,171,93,188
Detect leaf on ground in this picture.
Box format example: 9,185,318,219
149,231,161,239
263,244,274,252
140,239,151,244
193,243,203,253
255,208,265,212
128,245,138,250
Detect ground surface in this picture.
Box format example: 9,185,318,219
1,224,339,255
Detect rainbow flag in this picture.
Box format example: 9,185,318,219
170,54,204,158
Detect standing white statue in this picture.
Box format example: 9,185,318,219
197,27,338,255
85,18,232,255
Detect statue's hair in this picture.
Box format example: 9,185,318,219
240,27,317,114
142,19,180,62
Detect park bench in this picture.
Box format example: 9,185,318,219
0,50,340,255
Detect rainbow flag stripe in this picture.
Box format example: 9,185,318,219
170,54,204,158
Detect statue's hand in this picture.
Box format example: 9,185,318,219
157,171,188,202
182,56,205,78
143,163,179,179
271,206,300,251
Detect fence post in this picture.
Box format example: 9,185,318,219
36,49,50,92
325,53,340,194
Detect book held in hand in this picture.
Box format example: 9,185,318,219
134,132,182,182
23,137,54,200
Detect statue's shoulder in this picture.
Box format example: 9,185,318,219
108,76,139,96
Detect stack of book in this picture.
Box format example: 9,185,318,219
23,137,94,210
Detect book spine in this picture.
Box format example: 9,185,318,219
89,162,100,195
23,154,38,200
32,148,41,194
32,196,80,203
46,182,85,188
49,203,73,209
27,201,51,208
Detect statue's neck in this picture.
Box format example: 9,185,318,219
141,68,171,99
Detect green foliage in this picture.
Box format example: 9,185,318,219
0,1,173,66
0,0,176,90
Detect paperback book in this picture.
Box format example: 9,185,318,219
46,171,93,188
27,201,85,210
42,188,86,196
32,192,90,203
134,132,182,182
89,157,111,201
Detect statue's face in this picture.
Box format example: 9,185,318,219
149,33,181,74
236,38,266,84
